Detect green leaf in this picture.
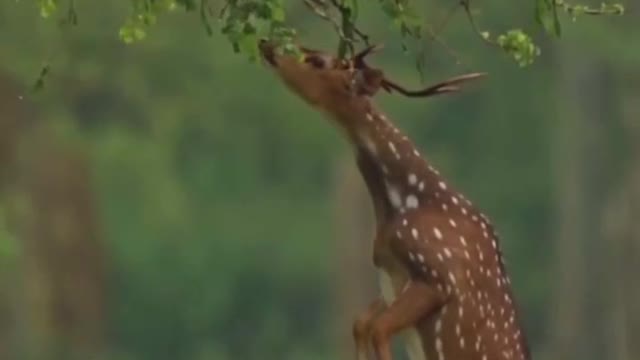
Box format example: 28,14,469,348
270,6,285,23
266,0,286,22
176,0,197,11
497,29,540,67
535,0,561,37
238,32,259,61
38,0,58,18
119,20,147,44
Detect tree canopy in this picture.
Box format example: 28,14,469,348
30,0,624,88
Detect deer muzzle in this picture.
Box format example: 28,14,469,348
258,39,277,67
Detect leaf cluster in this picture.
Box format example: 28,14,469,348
32,0,627,68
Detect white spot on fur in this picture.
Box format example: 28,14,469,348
408,173,418,185
460,236,467,247
406,194,419,209
386,184,403,209
388,142,400,159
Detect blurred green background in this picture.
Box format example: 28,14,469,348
0,1,638,360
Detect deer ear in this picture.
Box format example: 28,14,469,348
352,68,385,96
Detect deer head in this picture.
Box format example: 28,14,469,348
259,40,486,118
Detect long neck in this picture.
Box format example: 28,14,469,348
334,99,457,225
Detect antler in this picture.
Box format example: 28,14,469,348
350,44,487,98
352,44,385,68
381,72,487,97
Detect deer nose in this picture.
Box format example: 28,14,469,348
258,39,276,66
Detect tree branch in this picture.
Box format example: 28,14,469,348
555,0,624,16
303,0,352,51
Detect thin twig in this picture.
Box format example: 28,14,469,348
331,0,369,46
423,22,468,67
303,0,355,55
414,2,471,69
200,0,213,36
218,0,230,19
330,0,355,57
434,1,461,34
33,0,79,91
461,0,498,47
353,26,370,46
554,0,624,15
303,0,371,57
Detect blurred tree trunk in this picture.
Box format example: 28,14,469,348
331,155,377,359
606,7,640,354
0,72,107,360
13,136,107,360
549,51,611,360
602,71,640,360
0,72,27,360
0,73,31,190
623,87,640,359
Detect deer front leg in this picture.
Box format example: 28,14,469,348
369,281,445,360
353,298,386,360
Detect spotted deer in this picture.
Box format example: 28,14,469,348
259,40,531,360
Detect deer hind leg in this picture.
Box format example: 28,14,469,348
353,298,386,360
369,281,444,360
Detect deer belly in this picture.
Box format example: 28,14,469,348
378,270,428,360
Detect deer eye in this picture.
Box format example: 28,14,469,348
304,55,327,69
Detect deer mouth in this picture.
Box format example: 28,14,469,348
258,39,277,67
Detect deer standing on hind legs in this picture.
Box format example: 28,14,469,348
259,40,531,360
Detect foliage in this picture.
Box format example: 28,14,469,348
30,0,624,68
536,0,562,36
497,30,541,67
219,0,296,59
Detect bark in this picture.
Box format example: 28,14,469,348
13,135,107,360
0,73,30,360
0,73,31,191
0,72,107,360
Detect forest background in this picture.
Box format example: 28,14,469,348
0,1,638,360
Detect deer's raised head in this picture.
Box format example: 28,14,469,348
259,40,384,113
259,40,486,117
